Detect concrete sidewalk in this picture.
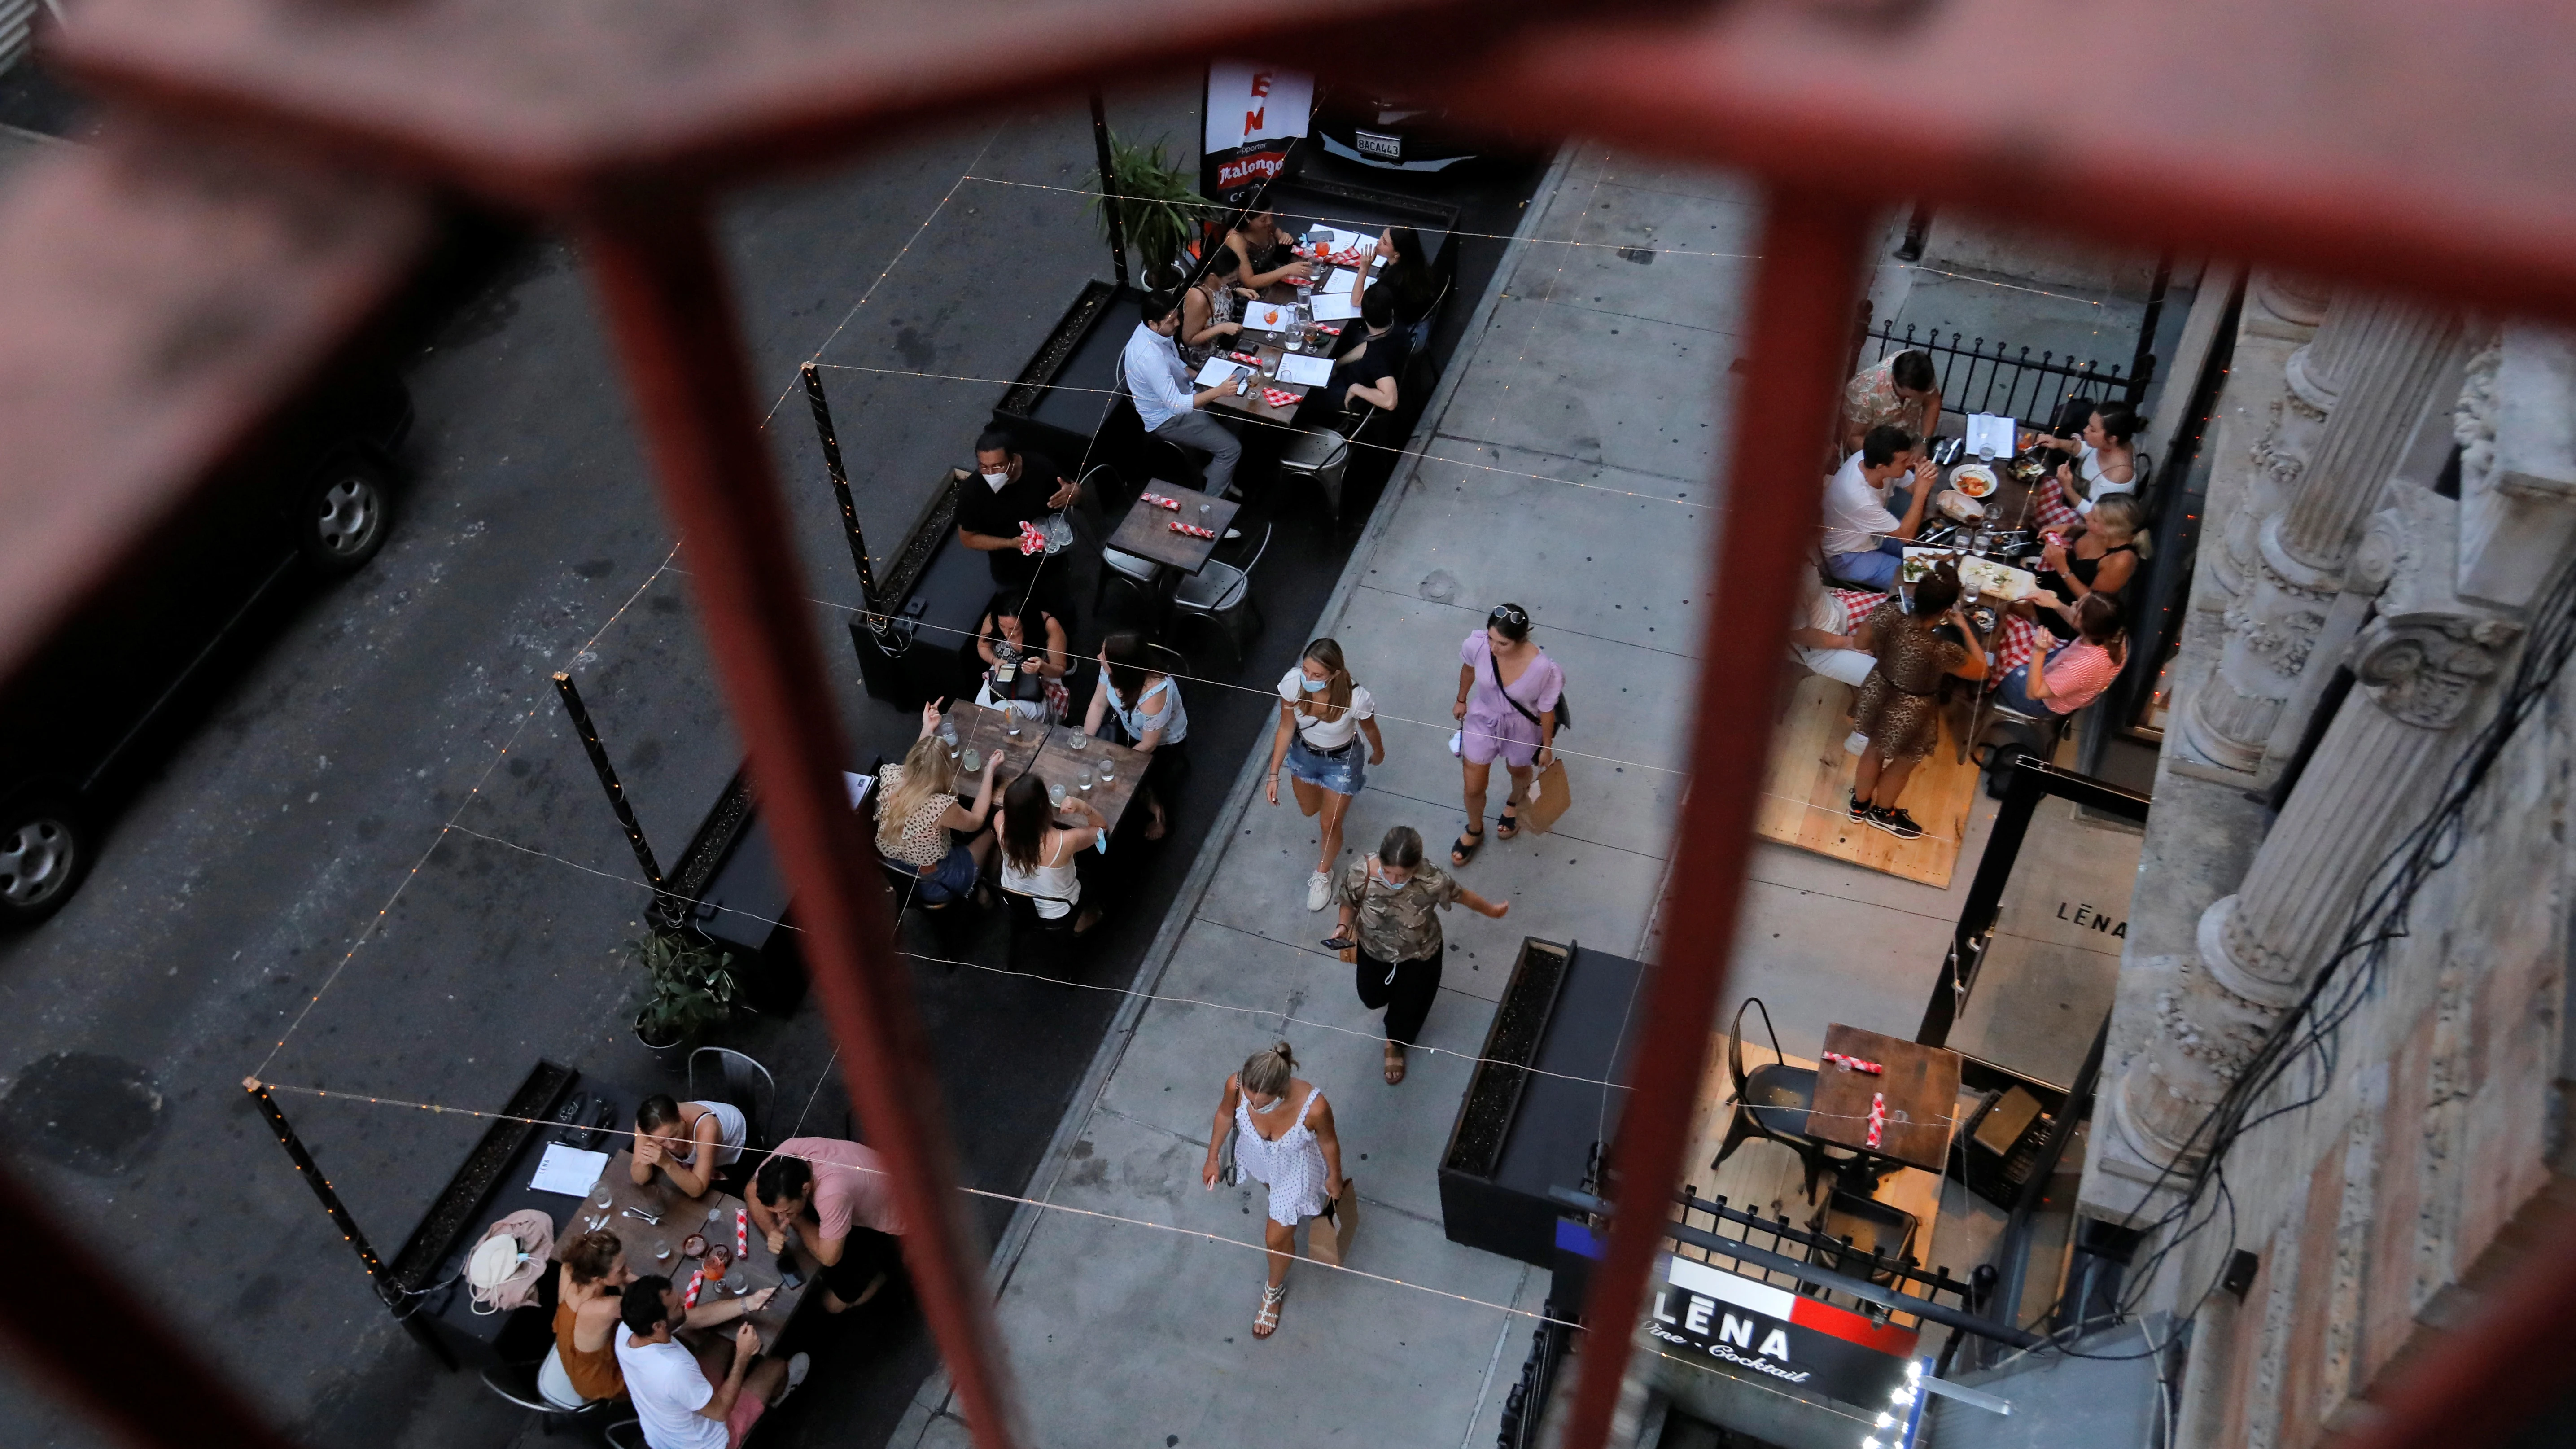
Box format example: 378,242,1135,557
886,147,2133,1448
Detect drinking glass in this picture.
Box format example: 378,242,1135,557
1049,782,1068,810
1078,771,1093,795
1004,709,1023,739
1069,729,1088,752
1097,759,1115,790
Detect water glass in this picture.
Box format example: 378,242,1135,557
1069,730,1088,752
1097,759,1115,789
1004,709,1023,739
1049,782,1068,810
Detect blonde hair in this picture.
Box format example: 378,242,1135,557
1240,1041,1296,1099
879,734,959,850
2090,494,2143,542
1295,637,1355,725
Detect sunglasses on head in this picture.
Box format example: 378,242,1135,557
1489,604,1530,629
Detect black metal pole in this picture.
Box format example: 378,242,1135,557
244,1077,398,1308
551,672,670,918
1988,1012,2112,1344
1089,92,1130,289
801,362,880,614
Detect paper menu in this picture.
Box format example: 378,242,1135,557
1323,267,1368,298
1275,353,1335,388
1194,357,1251,388
1309,291,1362,322
1964,412,2017,459
531,1143,610,1196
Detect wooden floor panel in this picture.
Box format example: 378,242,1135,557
1753,670,1974,888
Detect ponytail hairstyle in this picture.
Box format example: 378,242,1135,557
2092,402,2144,444
2076,592,2128,666
562,1230,625,1286
999,772,1051,874
1298,637,1354,724
635,1094,682,1135
1910,559,1963,616
1240,1041,1296,1099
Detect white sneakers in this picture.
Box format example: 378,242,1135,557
1306,871,1333,911
777,1351,812,1405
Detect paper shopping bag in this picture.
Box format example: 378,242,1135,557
1308,1178,1360,1266
1521,760,1573,834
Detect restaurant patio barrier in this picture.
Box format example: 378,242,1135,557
1860,318,2154,438
4,3,2576,1449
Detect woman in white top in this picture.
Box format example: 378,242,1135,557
2021,401,2143,516
1262,638,1387,911
1083,632,1188,841
995,771,1106,933
630,1094,749,1199
1200,1041,1344,1340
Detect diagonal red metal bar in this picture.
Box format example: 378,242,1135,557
574,191,1025,1449
1562,187,1872,1449
2321,1202,2576,1449
0,1164,300,1449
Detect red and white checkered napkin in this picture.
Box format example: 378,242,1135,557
1016,520,1047,555
1225,351,1263,365
1822,1050,1884,1074
1137,491,1182,511
1866,1092,1887,1150
682,1268,704,1309
1260,388,1302,410
2034,475,2082,532
1311,323,1342,337
1990,614,2042,676
735,1208,748,1258
1168,521,1218,540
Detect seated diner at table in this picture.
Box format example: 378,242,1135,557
957,429,1082,616
2020,401,2143,517
1225,208,1314,289
1848,562,1987,840
1330,287,1409,413
874,701,1001,904
997,771,1108,933
1820,425,1941,590
2031,494,2142,638
616,1276,801,1449
750,1138,907,1314
1350,226,1441,353
1123,289,1246,499
1838,347,1942,457
1992,594,2126,718
629,1094,748,1199
972,589,1070,723
1178,247,1259,365
549,1229,633,1407
1084,631,1188,840
1790,565,1879,687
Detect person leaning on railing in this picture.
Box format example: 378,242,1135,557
1838,346,1942,456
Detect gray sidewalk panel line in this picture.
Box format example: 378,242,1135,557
881,140,1588,1445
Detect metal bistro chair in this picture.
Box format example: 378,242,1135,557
1277,413,1360,525
477,1348,614,1437
604,1418,647,1449
1111,351,1212,495
1808,1185,1920,1290
1712,996,1843,1202
1171,521,1271,670
1000,884,1082,981
869,761,980,963
1095,459,1170,620
688,1046,778,1151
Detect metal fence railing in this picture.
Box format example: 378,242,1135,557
1863,322,2147,434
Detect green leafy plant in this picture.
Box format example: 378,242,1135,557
1084,134,1213,279
630,931,739,1046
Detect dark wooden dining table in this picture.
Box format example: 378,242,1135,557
585,1147,805,1348
938,700,1146,833
1804,1022,1963,1174
1104,491,1240,577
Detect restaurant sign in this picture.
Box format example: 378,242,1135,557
1202,62,1313,203
1647,1254,1919,1408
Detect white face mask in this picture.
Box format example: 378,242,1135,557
980,469,1010,490
1299,673,1330,692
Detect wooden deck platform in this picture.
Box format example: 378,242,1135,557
1752,670,1979,889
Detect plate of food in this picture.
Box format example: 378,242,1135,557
1951,463,1998,498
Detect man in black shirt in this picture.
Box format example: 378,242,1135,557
957,429,1083,617
1332,285,1411,414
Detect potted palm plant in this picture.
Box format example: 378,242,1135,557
630,931,739,1063
1085,133,1214,279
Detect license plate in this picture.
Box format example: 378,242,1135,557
1354,129,1402,161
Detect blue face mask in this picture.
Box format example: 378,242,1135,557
1299,674,1330,692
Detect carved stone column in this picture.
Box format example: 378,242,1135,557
2246,270,2333,343
2117,489,2517,1164
2180,301,2464,774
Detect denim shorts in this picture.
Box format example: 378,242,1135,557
1287,733,1366,796
893,842,979,903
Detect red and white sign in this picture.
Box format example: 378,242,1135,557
1204,61,1312,197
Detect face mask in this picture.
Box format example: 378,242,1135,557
1299,674,1330,693
980,470,1010,490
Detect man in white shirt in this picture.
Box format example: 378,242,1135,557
616,1275,807,1449
1820,425,1937,591
1122,288,1246,499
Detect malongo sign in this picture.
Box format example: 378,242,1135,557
1647,1254,1919,1408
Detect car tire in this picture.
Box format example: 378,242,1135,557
297,452,395,575
0,800,89,926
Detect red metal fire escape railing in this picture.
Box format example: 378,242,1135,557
6,3,2576,1448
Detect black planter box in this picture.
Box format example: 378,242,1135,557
1439,938,1646,1266
664,766,806,1018
992,280,1138,476
851,467,992,711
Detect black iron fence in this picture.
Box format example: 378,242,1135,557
1497,1300,1569,1449
1863,322,2150,435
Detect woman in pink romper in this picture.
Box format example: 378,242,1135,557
1450,603,1564,865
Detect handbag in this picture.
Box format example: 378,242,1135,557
1216,1125,1241,1187
1308,1177,1360,1266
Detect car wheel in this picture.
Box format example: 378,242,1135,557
298,455,394,574
0,803,87,925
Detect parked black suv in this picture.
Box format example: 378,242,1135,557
0,376,413,924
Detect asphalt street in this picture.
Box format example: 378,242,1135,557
0,72,1544,1449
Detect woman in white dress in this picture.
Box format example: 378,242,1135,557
1201,1042,1345,1339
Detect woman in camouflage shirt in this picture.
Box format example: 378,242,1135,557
1326,825,1509,1085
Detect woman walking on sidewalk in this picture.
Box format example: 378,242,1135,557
1325,826,1509,1085
1264,638,1387,911
1202,1042,1345,1340
1452,603,1563,865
